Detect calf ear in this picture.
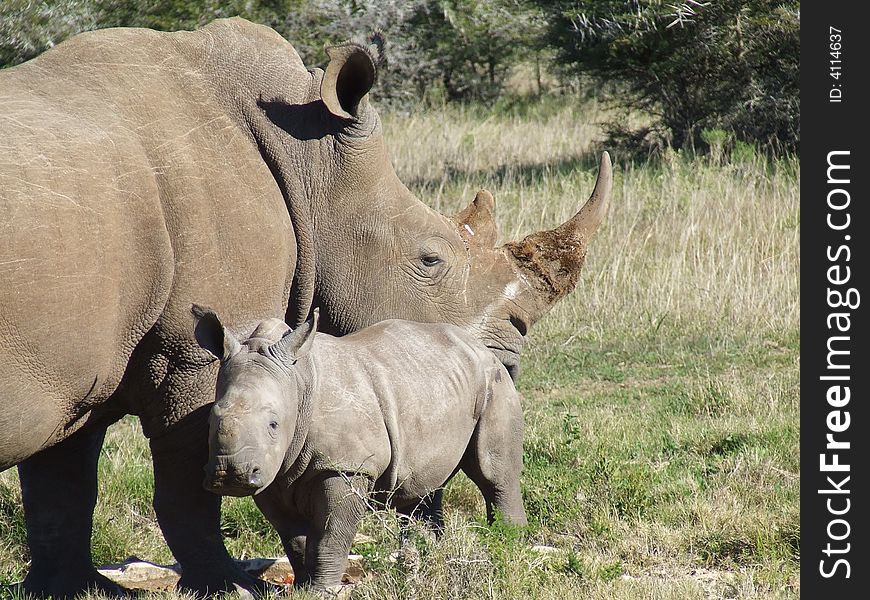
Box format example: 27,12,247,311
321,33,384,120
271,308,319,364
191,304,241,362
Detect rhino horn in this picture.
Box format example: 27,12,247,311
504,152,612,323
453,189,499,247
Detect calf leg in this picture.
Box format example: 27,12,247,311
18,424,125,599
304,473,370,592
461,376,527,527
281,531,309,586
253,485,309,584
397,488,445,536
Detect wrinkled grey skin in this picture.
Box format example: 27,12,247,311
193,308,527,592
0,17,610,599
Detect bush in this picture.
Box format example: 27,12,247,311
538,0,799,154
271,0,543,107
404,1,541,103
0,0,541,109
0,0,98,67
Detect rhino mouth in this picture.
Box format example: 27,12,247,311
203,448,269,496
204,474,264,497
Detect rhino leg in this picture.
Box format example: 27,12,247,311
303,473,369,591
461,377,528,527
462,441,527,527
398,488,445,535
18,424,126,599
252,486,309,584
150,406,270,597
279,529,309,585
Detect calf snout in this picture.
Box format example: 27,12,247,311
203,449,265,496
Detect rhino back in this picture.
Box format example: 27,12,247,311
0,19,306,461
305,321,501,496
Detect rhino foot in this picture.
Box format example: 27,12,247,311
20,567,129,599
177,567,281,599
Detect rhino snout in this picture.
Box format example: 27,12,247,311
203,450,266,496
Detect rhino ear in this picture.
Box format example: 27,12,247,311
271,308,319,364
192,304,241,362
453,190,500,247
321,33,384,120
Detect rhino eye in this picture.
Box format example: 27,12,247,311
420,254,442,268
269,421,279,430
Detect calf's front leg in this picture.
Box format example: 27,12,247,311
254,483,310,584
462,372,528,527
304,473,370,592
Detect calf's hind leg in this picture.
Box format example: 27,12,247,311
461,372,527,527
397,488,445,535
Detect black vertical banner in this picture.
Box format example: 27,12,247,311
802,3,868,597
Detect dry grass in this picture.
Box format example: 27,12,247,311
0,98,799,599
387,99,799,346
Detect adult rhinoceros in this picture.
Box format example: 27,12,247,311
0,17,611,598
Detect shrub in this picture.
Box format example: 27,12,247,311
537,0,799,154
0,0,540,109
0,0,98,67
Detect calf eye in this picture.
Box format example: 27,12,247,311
421,254,442,268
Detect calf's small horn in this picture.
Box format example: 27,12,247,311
504,152,612,321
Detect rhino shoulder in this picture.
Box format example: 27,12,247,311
306,381,391,478
360,320,483,356
196,17,305,69
10,16,305,90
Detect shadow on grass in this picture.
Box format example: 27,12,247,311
695,518,800,567
405,144,782,197
406,152,604,192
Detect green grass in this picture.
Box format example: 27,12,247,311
0,97,799,599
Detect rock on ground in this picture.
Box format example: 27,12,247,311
97,555,366,592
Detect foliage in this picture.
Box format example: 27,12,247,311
0,0,543,108
0,0,98,67
404,1,543,103
276,0,436,110
537,0,800,153
1,1,800,150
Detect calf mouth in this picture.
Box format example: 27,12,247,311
203,469,265,496
203,452,265,496
204,480,262,497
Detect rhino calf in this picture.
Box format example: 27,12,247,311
192,306,526,591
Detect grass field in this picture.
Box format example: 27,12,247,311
0,98,800,599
